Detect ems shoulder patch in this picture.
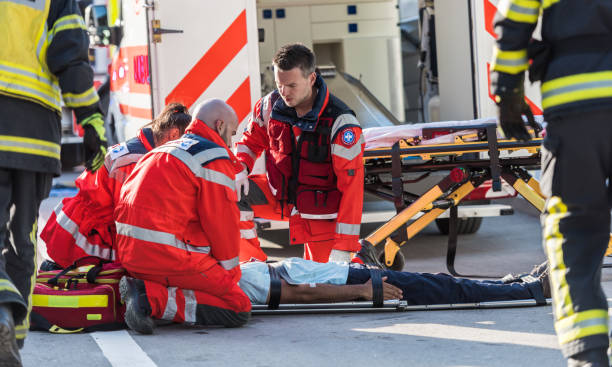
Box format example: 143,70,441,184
341,129,357,147
109,143,129,160
176,138,199,151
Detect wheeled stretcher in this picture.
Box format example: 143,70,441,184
360,119,545,276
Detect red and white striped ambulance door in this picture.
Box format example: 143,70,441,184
472,0,542,118
146,0,261,132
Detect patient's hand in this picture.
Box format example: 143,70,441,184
362,276,403,301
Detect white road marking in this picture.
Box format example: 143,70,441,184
91,330,157,367
353,323,559,349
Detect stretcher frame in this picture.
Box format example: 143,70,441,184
251,298,552,315
361,123,545,277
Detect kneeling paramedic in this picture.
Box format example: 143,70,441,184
235,43,365,263
115,99,251,334
41,103,191,268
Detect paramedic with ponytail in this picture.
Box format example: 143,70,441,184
41,103,191,268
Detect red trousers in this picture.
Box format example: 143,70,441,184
238,174,340,263
129,262,251,324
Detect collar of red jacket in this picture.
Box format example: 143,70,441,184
184,118,228,148
183,119,241,170
138,127,155,151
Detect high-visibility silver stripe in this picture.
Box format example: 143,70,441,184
556,316,609,336
193,147,229,165
62,87,99,107
336,222,360,236
509,2,540,16
0,77,60,108
36,19,47,59
331,114,360,141
236,144,256,160
0,136,60,156
183,290,197,324
240,210,254,222
0,61,55,87
331,137,363,161
115,222,210,255
0,0,45,10
110,153,143,172
240,227,257,240
299,213,338,219
155,146,235,191
53,203,115,260
495,57,528,66
542,79,612,100
162,287,178,321
108,168,129,185
219,256,239,270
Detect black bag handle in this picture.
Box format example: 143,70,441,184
47,256,110,286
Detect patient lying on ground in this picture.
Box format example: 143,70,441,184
238,258,550,307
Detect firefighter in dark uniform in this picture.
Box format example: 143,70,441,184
0,0,106,364
491,1,612,365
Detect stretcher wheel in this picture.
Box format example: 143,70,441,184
435,217,483,235
378,250,405,271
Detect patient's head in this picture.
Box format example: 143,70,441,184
192,99,239,148
151,103,191,146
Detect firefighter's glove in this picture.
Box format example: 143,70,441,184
496,91,536,142
235,166,249,202
81,113,107,172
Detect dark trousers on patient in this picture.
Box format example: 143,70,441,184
346,267,532,305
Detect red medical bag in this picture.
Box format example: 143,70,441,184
30,257,126,333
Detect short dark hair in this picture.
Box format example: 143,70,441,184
272,43,316,77
151,103,191,139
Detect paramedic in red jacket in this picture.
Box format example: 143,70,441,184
116,99,251,334
40,103,191,268
235,43,365,263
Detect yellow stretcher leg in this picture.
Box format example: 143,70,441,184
365,185,444,246
512,179,546,212
384,238,403,267
606,235,612,256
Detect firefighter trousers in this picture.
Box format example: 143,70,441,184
131,262,251,328
238,174,339,263
0,168,52,347
541,108,612,358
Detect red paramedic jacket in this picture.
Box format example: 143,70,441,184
114,120,242,282
235,76,365,251
41,128,156,268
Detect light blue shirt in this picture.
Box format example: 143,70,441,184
238,258,350,305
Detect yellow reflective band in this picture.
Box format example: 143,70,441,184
543,196,573,318
87,314,102,321
499,0,540,23
48,14,86,41
0,135,60,159
542,71,612,109
63,86,99,108
0,281,20,295
49,325,84,334
491,48,529,74
556,309,609,345
542,0,560,9
33,294,108,308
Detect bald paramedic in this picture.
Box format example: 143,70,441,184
41,103,191,268
116,99,250,334
235,43,365,263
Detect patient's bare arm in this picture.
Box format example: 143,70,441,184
276,276,403,304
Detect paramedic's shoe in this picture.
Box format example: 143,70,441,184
0,305,21,367
529,260,549,278
538,265,551,299
353,240,384,269
119,276,155,335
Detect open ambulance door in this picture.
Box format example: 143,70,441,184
145,0,261,135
